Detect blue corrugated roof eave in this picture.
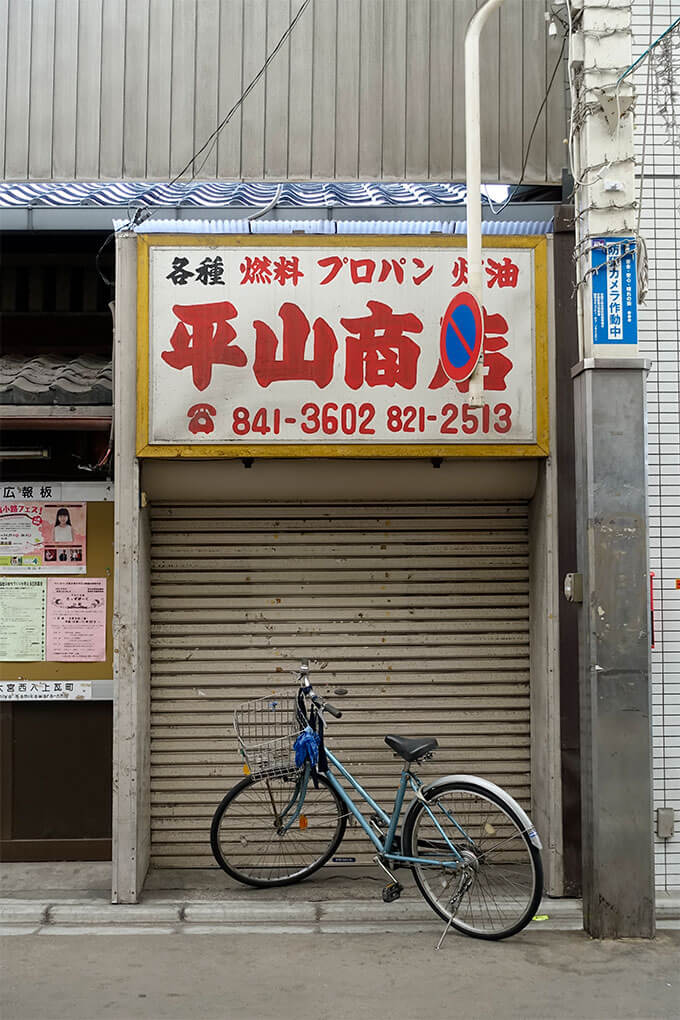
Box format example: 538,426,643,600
0,180,469,209
0,181,554,235
118,217,553,236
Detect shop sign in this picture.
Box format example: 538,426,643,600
138,236,548,456
0,502,86,573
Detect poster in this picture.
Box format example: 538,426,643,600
0,578,46,661
46,578,107,662
0,502,87,573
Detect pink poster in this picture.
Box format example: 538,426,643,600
46,578,107,662
0,502,87,573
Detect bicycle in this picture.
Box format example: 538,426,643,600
210,660,543,942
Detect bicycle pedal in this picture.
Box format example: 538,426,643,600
382,881,403,903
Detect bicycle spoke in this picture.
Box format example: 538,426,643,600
212,773,346,885
406,783,541,939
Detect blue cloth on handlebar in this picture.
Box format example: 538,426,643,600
294,726,320,768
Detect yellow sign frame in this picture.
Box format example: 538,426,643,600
136,234,549,458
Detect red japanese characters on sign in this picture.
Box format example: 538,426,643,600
145,242,539,448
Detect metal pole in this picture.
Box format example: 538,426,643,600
464,0,505,392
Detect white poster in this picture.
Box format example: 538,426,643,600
0,578,46,661
143,241,542,449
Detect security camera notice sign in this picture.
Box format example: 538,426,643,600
138,237,548,454
591,237,637,345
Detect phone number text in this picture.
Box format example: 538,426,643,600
229,402,513,437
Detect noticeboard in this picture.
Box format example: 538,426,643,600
137,235,549,458
0,503,113,694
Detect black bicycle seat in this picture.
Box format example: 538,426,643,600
384,735,439,762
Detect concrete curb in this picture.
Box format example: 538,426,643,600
2,894,679,935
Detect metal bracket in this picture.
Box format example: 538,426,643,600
564,572,583,603
656,807,675,839
593,88,634,135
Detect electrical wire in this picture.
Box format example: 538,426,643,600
485,31,568,215
635,1,656,303
126,0,313,227
564,1,616,190
95,231,116,289
617,14,680,84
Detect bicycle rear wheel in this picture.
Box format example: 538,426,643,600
402,779,543,940
210,772,347,887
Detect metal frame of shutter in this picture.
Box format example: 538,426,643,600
149,502,531,867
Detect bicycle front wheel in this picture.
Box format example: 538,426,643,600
210,771,347,887
402,780,543,940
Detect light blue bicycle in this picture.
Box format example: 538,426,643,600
210,661,543,941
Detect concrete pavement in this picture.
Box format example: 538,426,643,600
2,931,679,1020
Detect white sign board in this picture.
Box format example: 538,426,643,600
0,680,92,701
139,238,548,455
0,482,113,502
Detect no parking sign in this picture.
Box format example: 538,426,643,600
439,292,483,383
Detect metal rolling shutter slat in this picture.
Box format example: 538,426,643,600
149,502,530,868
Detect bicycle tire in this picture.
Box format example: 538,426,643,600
402,779,543,940
210,771,348,888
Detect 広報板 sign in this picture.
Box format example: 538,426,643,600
137,235,548,456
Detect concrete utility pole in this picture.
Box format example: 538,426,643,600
568,0,654,937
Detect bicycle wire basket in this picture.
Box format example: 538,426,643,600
233,689,306,779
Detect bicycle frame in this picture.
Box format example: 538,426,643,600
279,747,469,870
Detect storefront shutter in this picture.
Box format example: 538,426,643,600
149,502,531,868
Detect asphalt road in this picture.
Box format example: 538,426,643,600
2,930,679,1020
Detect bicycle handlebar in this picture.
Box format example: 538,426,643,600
319,698,342,719
297,662,343,719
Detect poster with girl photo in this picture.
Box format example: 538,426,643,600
43,504,86,570
0,502,86,573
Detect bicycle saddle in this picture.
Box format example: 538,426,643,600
384,735,439,762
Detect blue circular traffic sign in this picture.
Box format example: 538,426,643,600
439,291,483,383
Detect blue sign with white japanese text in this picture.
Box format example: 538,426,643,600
591,237,638,345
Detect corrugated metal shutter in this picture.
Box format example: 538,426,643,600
149,502,531,868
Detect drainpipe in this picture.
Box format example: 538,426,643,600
465,0,505,395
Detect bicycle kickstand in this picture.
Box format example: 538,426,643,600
434,870,473,951
435,914,454,952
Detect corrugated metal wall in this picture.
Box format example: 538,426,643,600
149,502,531,868
1,0,566,184
633,1,680,892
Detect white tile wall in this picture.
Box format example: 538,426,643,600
633,1,680,892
